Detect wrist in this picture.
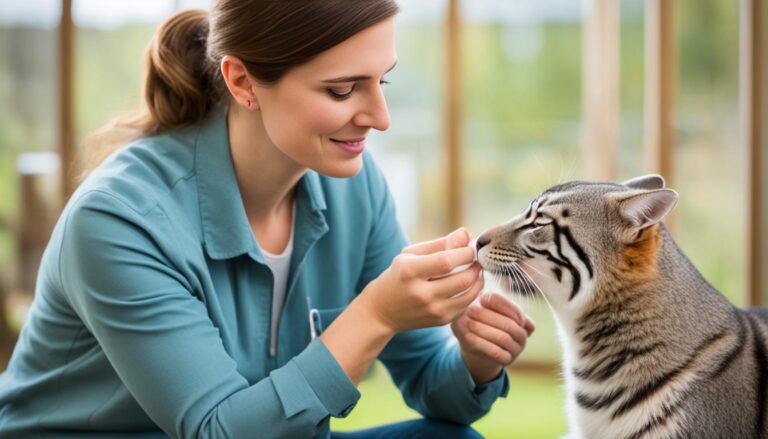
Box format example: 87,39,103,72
460,348,504,385
319,294,395,385
354,282,398,338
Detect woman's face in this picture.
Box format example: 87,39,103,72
253,17,396,178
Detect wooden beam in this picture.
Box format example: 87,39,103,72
644,0,675,184
742,0,765,306
58,0,75,205
582,0,620,181
445,0,462,231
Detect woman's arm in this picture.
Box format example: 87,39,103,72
347,155,511,425
320,231,483,385
60,191,359,438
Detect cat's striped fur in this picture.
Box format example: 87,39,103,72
476,175,768,439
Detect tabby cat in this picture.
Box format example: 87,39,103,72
476,175,767,439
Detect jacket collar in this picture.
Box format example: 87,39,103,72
195,107,327,260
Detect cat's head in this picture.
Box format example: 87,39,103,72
476,175,678,311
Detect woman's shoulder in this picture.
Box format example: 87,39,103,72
76,127,201,216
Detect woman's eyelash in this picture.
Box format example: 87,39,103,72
326,79,391,101
327,85,355,100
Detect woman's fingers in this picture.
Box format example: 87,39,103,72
460,329,516,365
523,315,536,336
479,293,536,335
401,228,471,255
445,272,484,310
480,293,524,325
466,303,527,344
467,307,528,348
427,262,483,298
470,318,526,357
397,247,477,280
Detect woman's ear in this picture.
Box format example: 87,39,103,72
220,55,259,110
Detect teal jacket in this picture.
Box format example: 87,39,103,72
0,109,509,438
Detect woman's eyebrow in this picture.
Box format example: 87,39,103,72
321,61,398,83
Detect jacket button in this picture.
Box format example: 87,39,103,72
339,403,356,418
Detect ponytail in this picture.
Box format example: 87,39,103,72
81,9,218,177
144,9,217,131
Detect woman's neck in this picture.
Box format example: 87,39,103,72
227,105,306,224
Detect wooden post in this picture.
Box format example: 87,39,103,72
58,0,75,205
644,0,675,183
17,153,60,294
582,0,620,181
446,0,462,231
742,0,765,306
0,277,13,371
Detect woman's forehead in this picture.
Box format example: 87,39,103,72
288,18,397,80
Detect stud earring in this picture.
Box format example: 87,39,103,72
245,99,252,109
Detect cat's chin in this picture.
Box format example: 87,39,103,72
486,268,540,298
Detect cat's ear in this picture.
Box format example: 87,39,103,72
614,189,678,240
621,174,666,190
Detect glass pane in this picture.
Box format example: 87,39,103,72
369,0,447,241
462,0,583,365
73,0,177,153
0,0,59,291
618,0,645,178
674,0,743,304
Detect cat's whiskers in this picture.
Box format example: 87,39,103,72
503,265,527,311
519,259,551,280
516,265,535,310
507,264,533,311
515,262,554,313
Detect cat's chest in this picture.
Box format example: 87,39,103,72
564,358,688,439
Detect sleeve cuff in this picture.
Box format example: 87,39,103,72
451,348,510,409
474,367,510,400
270,338,361,421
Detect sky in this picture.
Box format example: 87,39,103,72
0,0,584,29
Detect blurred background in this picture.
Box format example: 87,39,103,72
1,0,766,437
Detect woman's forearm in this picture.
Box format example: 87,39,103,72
319,294,395,385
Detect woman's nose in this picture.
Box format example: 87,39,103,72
354,87,390,131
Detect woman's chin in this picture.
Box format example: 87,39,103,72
318,157,364,178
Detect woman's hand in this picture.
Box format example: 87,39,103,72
451,293,536,384
356,228,484,335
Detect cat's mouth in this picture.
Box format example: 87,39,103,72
480,260,541,298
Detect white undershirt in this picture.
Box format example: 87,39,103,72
261,204,296,358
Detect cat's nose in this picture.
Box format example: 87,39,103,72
476,235,490,251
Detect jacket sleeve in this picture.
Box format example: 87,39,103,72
355,154,510,425
59,190,359,439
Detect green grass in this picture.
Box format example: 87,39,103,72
332,363,568,439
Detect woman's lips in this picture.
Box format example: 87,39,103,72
330,138,366,155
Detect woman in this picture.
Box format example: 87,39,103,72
0,1,535,437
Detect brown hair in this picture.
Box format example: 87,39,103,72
82,0,399,175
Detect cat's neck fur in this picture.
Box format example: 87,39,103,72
551,224,741,438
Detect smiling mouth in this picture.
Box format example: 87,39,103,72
330,137,366,154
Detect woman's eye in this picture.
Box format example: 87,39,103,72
327,85,355,100
327,79,390,101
